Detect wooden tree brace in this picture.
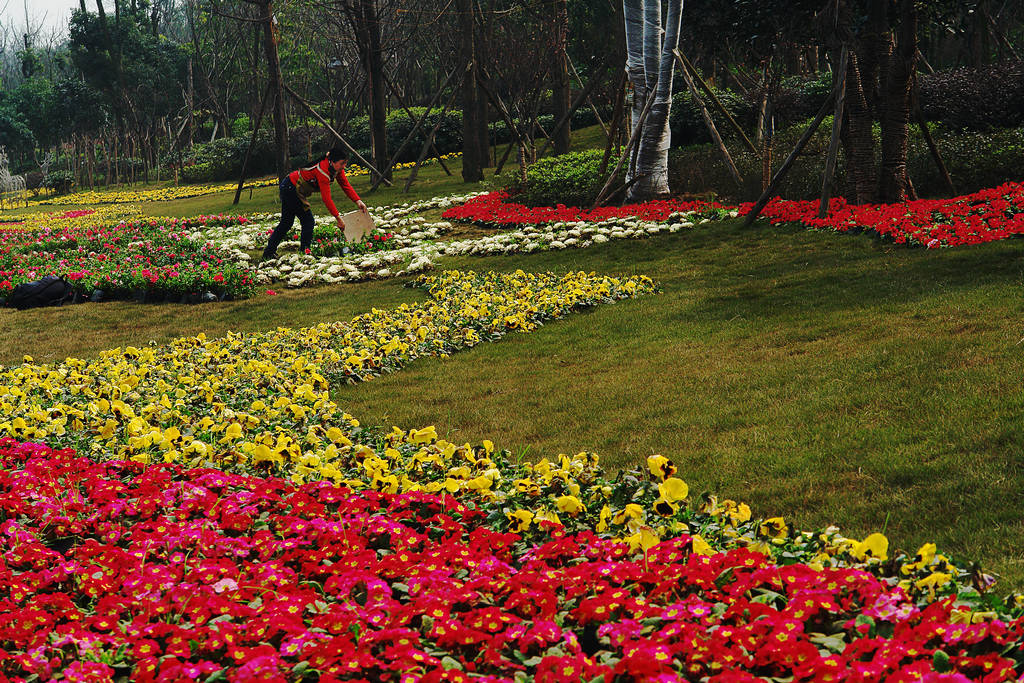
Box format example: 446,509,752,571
381,69,453,177
674,49,744,190
818,45,849,218
536,52,614,158
673,48,759,156
282,83,392,186
369,64,462,192
592,77,659,209
403,70,465,194
234,81,273,205
743,80,840,228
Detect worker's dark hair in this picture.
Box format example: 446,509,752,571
327,147,349,162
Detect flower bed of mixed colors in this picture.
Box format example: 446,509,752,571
1,269,1023,680
0,212,257,302
2,437,1022,683
214,192,720,289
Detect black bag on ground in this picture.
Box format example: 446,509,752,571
7,275,73,310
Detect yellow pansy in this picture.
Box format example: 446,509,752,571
902,542,937,574
409,426,438,444
758,517,788,540
851,533,889,562
612,504,645,526
691,535,713,556
596,505,611,533
554,495,584,516
627,527,660,554
658,477,689,503
508,509,533,533
646,454,677,480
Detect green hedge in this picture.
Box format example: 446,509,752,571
669,86,756,147
175,106,608,183
668,119,1024,201
507,148,620,207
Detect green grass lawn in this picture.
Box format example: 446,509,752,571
2,131,1023,591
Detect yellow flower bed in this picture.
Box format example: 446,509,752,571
18,153,463,208
0,270,652,483
0,205,143,231
22,179,278,208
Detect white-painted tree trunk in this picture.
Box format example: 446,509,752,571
623,0,682,201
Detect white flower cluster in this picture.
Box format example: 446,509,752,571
377,191,488,221
255,249,428,288
197,192,727,289
435,213,703,257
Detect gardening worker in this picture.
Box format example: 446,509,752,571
261,146,368,261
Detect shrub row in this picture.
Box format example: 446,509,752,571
669,120,1024,201
506,148,619,207
668,61,1024,149
177,107,603,184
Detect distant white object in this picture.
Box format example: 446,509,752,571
341,209,375,242
0,147,26,207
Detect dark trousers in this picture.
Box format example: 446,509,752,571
263,178,315,256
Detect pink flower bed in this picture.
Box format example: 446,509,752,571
2,438,1022,682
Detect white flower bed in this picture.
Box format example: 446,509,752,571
198,192,724,289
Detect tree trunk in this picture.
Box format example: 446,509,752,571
456,0,484,181
840,51,877,204
627,0,683,201
550,0,571,155
360,0,390,183
878,0,917,202
261,1,289,179
186,58,195,150
475,0,493,166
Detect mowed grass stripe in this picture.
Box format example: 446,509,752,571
336,221,1024,588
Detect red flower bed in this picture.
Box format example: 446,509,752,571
737,182,1024,248
441,191,724,228
442,184,1024,250
2,437,1022,682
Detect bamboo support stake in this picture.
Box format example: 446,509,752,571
370,65,461,192
591,79,658,209
673,49,758,155
818,46,848,218
535,55,612,158
599,69,628,178
568,53,609,135
675,50,744,190
743,87,838,228
234,82,273,205
282,83,392,186
382,70,453,177
404,79,462,193
912,75,954,195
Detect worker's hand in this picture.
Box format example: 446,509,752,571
336,215,346,230
356,200,369,214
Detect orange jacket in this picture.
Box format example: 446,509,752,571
289,159,360,218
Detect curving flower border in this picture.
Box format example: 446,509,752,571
442,184,1024,249
2,438,1023,682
